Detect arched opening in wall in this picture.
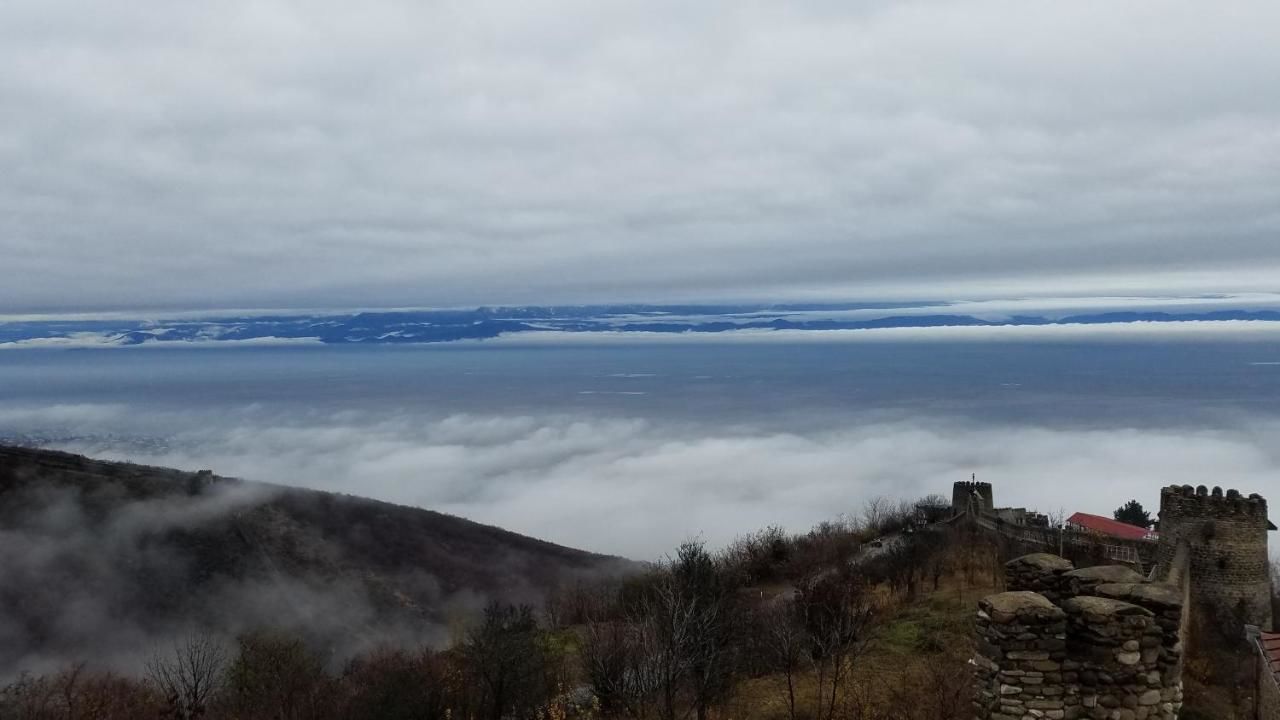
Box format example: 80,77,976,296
1216,556,1228,571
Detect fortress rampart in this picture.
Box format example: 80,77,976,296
1154,485,1272,630
967,480,1272,718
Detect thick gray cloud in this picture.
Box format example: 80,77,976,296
3,0,1280,311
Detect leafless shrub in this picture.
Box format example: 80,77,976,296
581,620,659,719
544,577,622,628
757,601,811,720
337,647,451,720
723,526,793,585
796,569,877,720
582,541,745,720
1,665,160,720
221,630,333,720
460,602,553,720
788,517,862,579
146,634,226,720
0,671,61,720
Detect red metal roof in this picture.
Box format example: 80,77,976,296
1261,632,1280,687
1067,512,1158,541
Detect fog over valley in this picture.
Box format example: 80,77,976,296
5,340,1280,560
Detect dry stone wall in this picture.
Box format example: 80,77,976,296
974,554,1184,720
1005,554,1074,603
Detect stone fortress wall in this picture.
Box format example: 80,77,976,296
1153,484,1272,631
969,482,1273,719
973,554,1185,720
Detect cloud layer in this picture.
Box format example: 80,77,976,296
21,405,1279,561
4,1,1280,311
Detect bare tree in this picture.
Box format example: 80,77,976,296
602,541,743,720
918,493,949,508
146,634,226,720
758,602,811,720
544,577,621,629
1043,506,1068,559
223,630,330,720
582,620,661,719
58,663,85,720
0,673,57,720
2,666,160,720
75,671,162,720
634,576,701,720
861,497,892,536
796,570,877,720
338,647,451,720
461,602,552,720
913,494,952,526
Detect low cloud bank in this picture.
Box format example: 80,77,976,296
11,405,1278,561
483,320,1280,346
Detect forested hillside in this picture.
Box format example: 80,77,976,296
0,445,630,679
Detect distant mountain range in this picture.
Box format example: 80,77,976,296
5,304,1280,347
0,445,631,677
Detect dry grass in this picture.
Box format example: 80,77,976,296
723,573,998,720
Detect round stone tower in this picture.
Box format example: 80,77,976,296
952,479,994,517
1155,484,1273,630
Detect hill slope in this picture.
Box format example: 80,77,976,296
0,445,630,678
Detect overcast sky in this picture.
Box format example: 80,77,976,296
4,0,1280,313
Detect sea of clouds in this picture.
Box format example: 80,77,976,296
6,403,1278,561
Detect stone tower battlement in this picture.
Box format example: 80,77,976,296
953,480,994,516
1159,484,1269,520
1155,484,1272,631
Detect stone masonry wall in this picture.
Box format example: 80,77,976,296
974,554,1184,720
1005,554,1074,604
1155,485,1272,631
1259,659,1280,720
973,591,1068,720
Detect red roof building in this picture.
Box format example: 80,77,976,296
1066,512,1159,542
1261,632,1280,682
1253,630,1280,718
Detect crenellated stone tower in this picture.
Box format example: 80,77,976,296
953,479,995,517
1154,485,1273,631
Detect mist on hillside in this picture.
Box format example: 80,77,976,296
0,451,628,682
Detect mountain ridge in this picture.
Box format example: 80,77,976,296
6,304,1280,347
